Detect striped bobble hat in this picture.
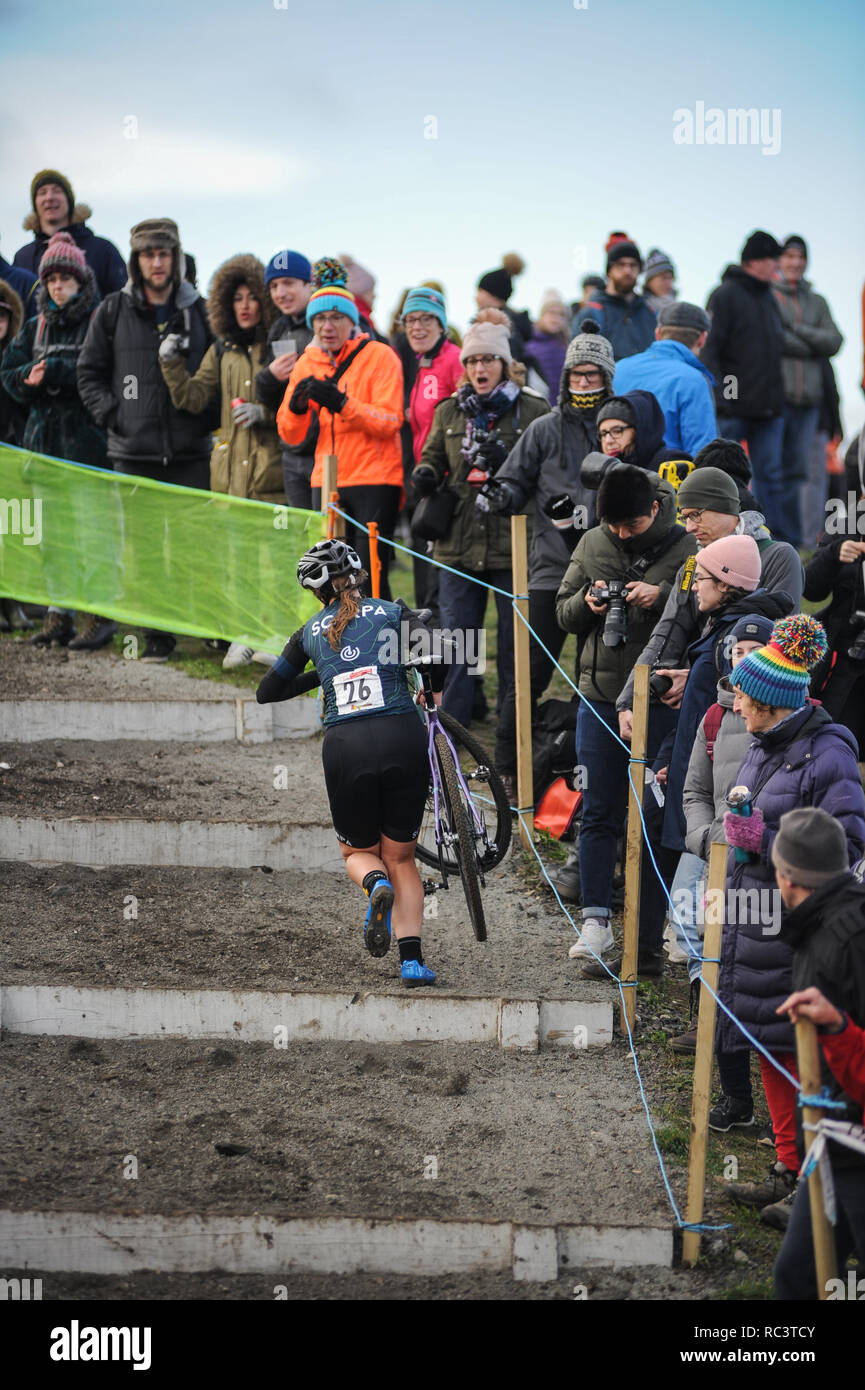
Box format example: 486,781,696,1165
730,613,828,710
306,256,359,327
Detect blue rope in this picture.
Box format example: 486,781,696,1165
798,1091,849,1111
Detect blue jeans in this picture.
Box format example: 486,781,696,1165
576,698,678,921
779,405,819,548
668,850,707,983
802,428,829,550
719,415,785,539
438,566,513,729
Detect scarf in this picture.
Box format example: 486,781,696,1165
567,386,607,414
456,378,520,471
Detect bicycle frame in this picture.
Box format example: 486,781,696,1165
412,665,488,874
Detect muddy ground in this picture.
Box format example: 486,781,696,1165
0,635,255,702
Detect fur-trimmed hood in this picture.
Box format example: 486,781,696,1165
36,265,101,325
207,254,275,342
22,202,92,235
0,278,25,344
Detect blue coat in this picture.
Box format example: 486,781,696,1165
0,255,38,314
571,292,657,361
716,703,865,1055
613,339,717,457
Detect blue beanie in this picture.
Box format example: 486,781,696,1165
265,250,312,286
402,286,447,330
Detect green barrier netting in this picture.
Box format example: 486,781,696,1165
0,444,325,651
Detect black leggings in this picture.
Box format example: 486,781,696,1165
312,484,402,601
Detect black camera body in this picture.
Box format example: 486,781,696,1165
589,577,628,648
649,667,674,700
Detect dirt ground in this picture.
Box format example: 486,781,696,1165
0,634,255,701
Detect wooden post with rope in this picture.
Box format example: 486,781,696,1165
795,1017,838,1298
510,513,533,848
620,663,650,1034
368,521,381,598
682,839,727,1266
321,456,344,539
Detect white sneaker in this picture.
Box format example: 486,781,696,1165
222,642,254,669
250,650,276,668
568,917,615,959
663,920,689,964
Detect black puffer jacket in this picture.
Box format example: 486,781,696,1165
805,531,865,742
77,254,212,470
703,265,785,419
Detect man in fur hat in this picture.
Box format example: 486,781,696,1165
13,170,127,298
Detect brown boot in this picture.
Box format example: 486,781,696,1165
669,979,700,1054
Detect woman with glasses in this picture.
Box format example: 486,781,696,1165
594,388,691,472
277,259,404,599
410,314,549,729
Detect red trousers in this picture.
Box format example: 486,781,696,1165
759,1052,799,1172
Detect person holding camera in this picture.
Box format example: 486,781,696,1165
554,464,697,961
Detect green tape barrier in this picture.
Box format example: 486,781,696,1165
0,444,325,651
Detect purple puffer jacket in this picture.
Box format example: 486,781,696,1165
525,331,566,399
716,702,865,1055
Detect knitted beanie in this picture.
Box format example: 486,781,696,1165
581,274,606,293
692,439,752,486
677,465,741,516
644,247,675,282
564,319,615,386
731,614,828,710
306,258,359,327
697,534,760,591
729,613,776,647
782,234,809,263
31,169,75,217
741,229,784,262
771,807,849,888
477,253,525,303
39,231,87,285
606,239,643,272
403,286,447,330
597,396,637,428
460,319,512,366
265,250,311,285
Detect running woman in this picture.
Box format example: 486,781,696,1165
256,539,443,986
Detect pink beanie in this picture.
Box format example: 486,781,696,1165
698,534,760,591
39,231,87,285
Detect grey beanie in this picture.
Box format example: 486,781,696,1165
676,465,740,517
658,301,710,334
771,808,850,888
644,247,675,282
564,318,615,386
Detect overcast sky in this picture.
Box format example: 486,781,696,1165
2,0,863,437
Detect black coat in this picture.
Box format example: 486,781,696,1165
254,312,315,485
77,279,213,470
781,873,865,1164
703,265,785,419
14,220,127,300
805,533,865,734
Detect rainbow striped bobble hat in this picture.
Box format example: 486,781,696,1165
730,613,828,709
306,256,359,327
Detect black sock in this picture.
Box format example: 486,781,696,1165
398,936,423,965
362,870,388,898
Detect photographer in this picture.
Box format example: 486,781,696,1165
555,465,696,961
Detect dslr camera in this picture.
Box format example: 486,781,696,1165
649,666,674,700
589,577,628,648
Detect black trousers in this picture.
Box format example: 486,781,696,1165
312,484,402,602
494,588,570,774
774,1161,865,1299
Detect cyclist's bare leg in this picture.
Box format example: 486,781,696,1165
380,834,424,940
339,842,384,889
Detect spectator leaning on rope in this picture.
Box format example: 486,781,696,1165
277,258,404,599
14,169,127,298
253,250,315,510
412,316,550,735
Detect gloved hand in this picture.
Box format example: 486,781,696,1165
305,377,347,413
231,400,266,427
723,806,765,854
411,466,438,497
476,435,508,470
475,477,513,515
544,493,577,530
159,333,184,363
289,378,314,414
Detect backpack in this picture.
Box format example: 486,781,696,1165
703,701,724,762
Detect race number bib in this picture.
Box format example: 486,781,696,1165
332,665,385,716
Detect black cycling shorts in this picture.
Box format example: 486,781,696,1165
321,709,429,847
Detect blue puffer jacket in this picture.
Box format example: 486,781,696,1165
716,703,865,1055
571,292,657,361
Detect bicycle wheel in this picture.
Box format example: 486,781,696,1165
434,729,487,942
415,711,511,872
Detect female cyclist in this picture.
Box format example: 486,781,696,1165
256,538,442,986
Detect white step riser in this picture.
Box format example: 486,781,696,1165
0,699,319,745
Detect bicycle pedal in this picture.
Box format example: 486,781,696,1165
422,879,439,897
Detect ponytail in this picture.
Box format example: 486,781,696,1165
327,570,368,651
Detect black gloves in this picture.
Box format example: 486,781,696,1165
305,377,347,413
543,493,577,530
289,378,314,414
411,466,438,497
476,435,508,470
475,477,514,515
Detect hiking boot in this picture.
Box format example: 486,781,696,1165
68,615,118,651
757,1124,776,1148
669,979,701,1054
568,916,614,960
550,851,581,904
727,1161,796,1208
401,960,436,988
579,948,664,980
708,1093,755,1132
760,1183,798,1231
30,611,76,646
0,599,33,630
141,634,176,664
363,880,393,958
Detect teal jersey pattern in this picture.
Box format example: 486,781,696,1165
302,599,417,727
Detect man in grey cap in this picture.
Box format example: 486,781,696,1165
612,301,717,457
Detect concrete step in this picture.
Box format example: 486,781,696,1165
1,696,318,744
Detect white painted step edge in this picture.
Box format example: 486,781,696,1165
0,697,319,744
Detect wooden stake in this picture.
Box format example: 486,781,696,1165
510,514,533,848
321,456,344,538
368,521,381,598
620,663,650,1034
795,1017,838,1298
682,839,727,1266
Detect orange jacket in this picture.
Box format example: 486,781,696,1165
276,333,403,489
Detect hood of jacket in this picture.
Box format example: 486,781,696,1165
206,254,275,342
780,871,865,952
718,263,773,297
601,388,667,469
22,203,93,237
716,675,737,709
36,266,100,325
0,277,24,342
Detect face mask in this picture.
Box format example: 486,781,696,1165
569,386,606,411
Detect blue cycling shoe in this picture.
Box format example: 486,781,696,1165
400,960,437,988
363,880,393,958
